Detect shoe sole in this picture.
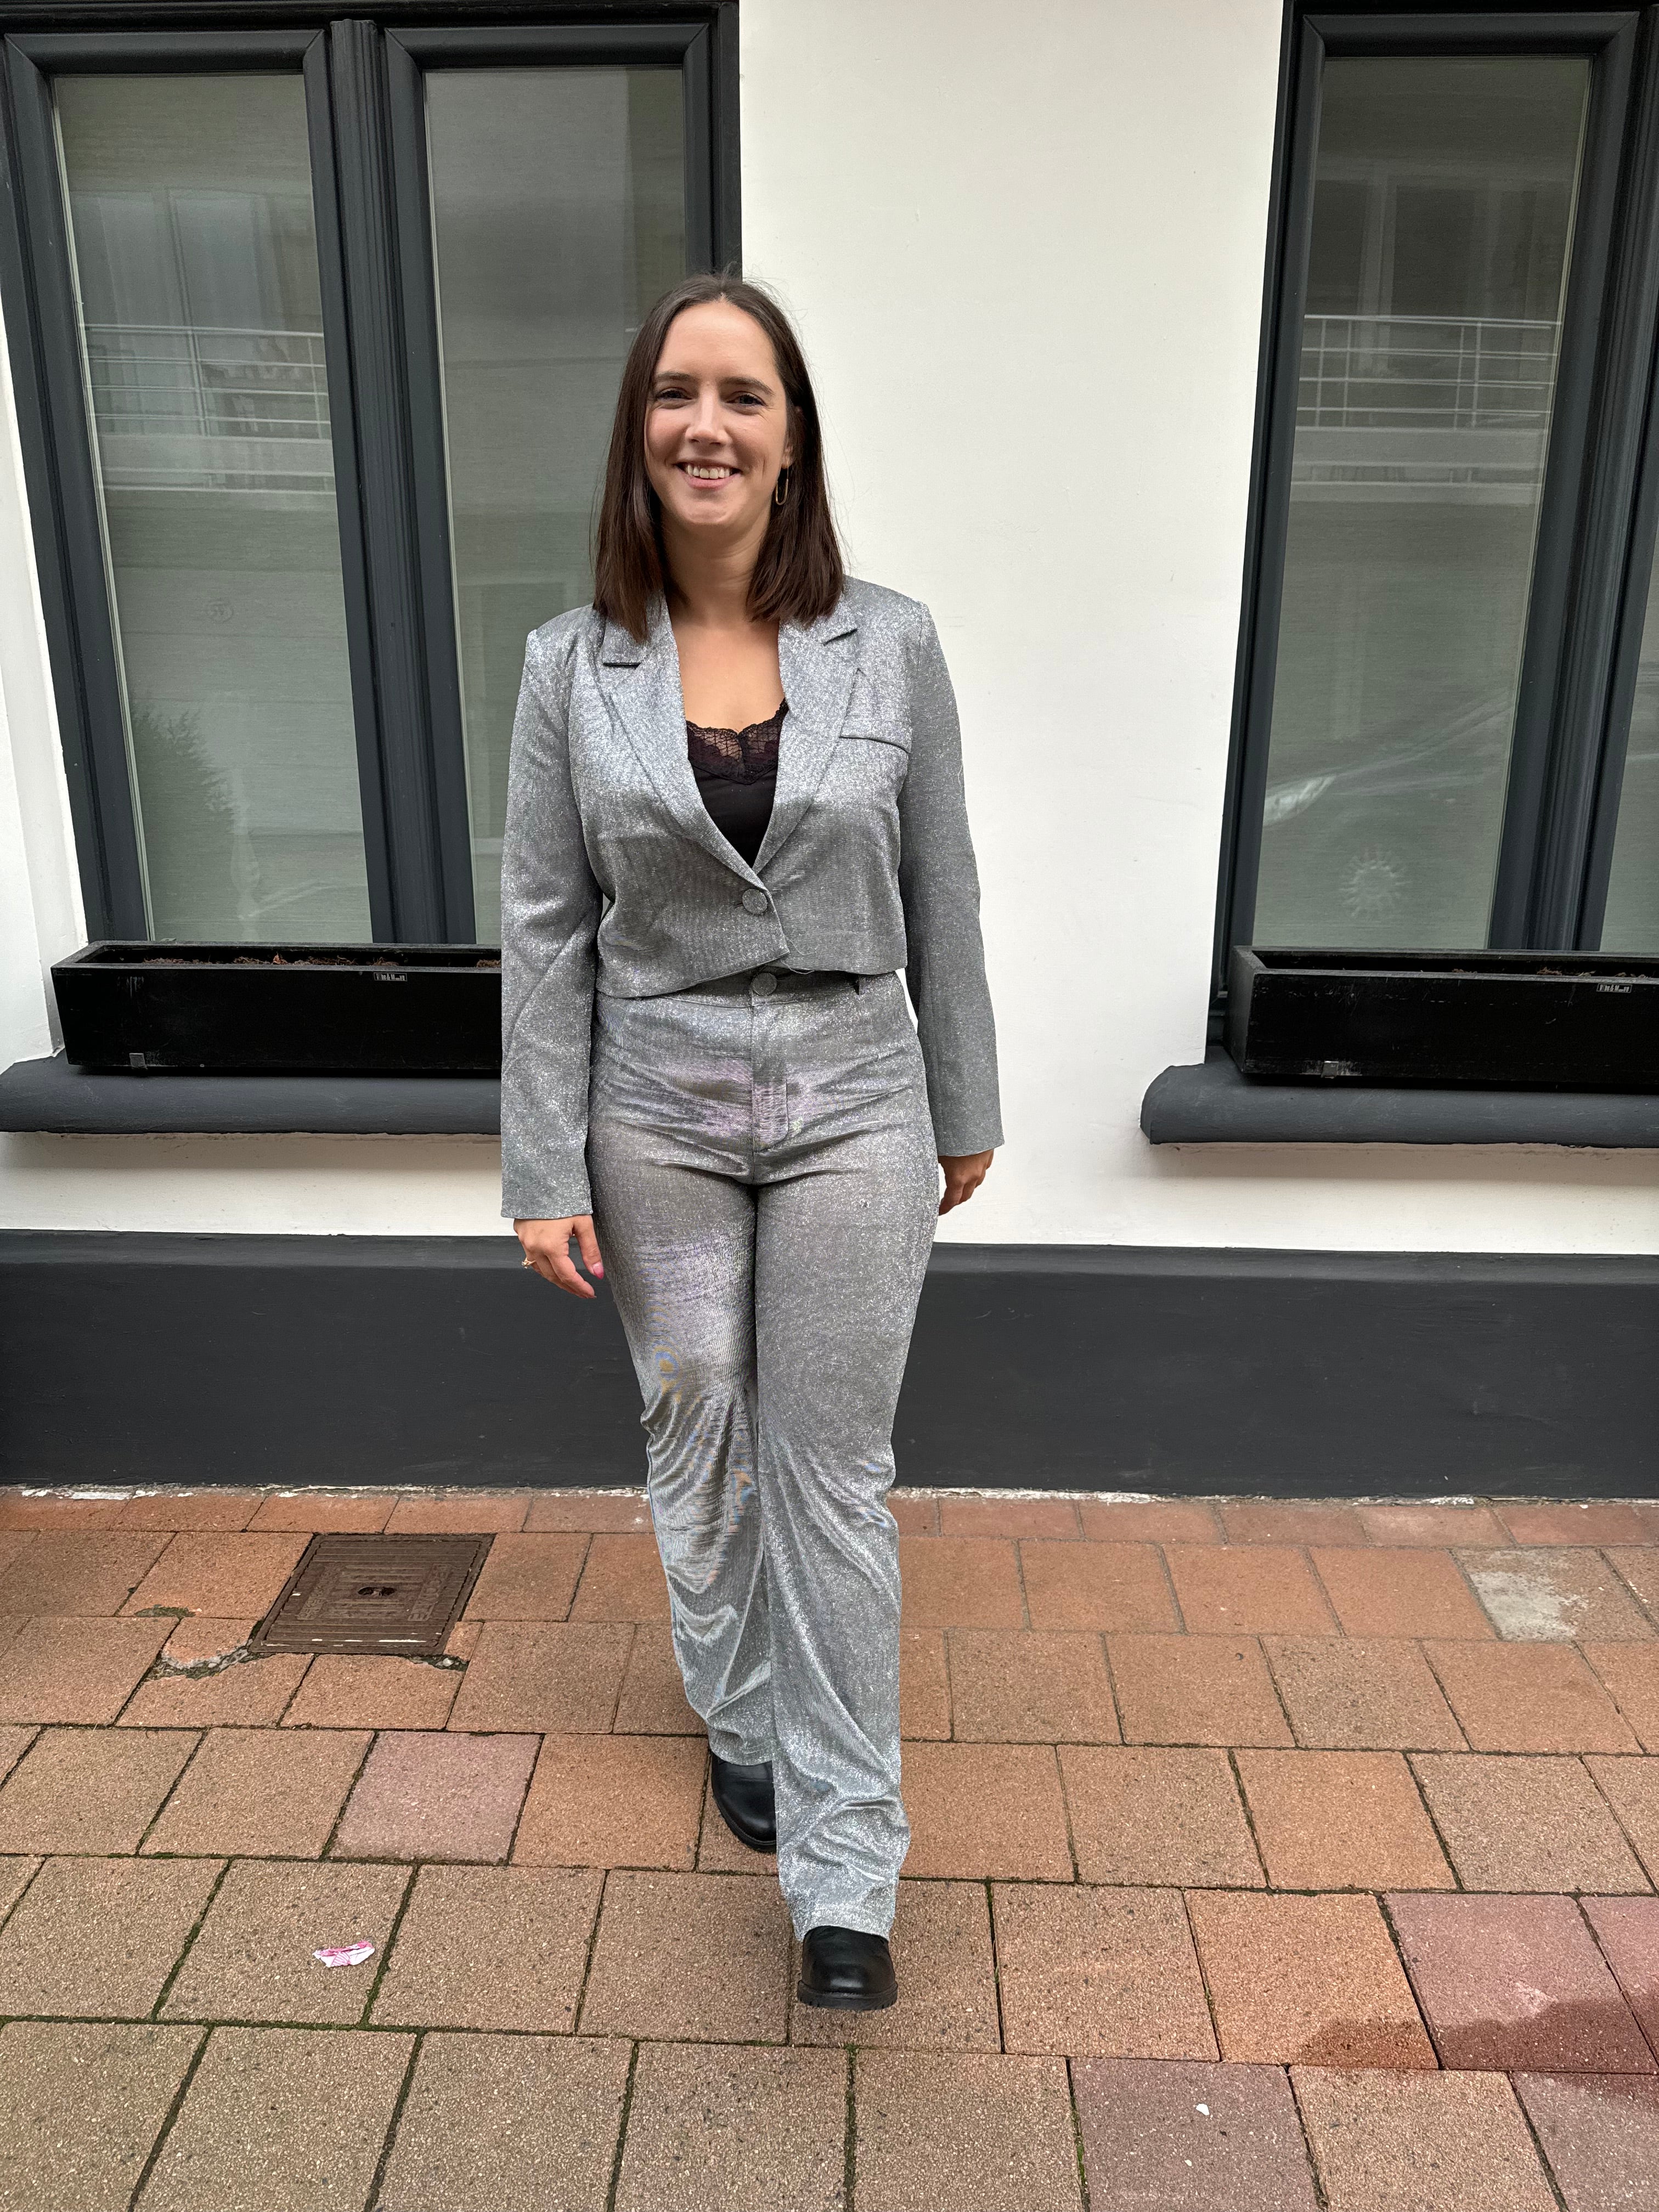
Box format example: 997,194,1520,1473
795,1978,899,2011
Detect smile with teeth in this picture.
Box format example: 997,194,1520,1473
680,462,737,479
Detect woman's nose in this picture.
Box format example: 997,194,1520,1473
686,391,725,441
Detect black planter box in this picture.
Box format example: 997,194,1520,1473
52,942,501,1075
1227,945,1659,1090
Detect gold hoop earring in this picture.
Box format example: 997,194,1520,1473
773,468,791,509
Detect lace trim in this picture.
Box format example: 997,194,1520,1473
686,701,785,785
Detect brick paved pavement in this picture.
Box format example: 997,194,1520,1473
1,1483,1658,2206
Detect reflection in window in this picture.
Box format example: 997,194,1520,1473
425,67,685,940
57,74,369,940
1255,57,1588,949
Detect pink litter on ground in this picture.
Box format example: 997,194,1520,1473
312,1940,375,1968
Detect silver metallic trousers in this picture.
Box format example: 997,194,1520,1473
586,965,940,1939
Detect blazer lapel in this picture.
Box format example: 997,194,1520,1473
596,596,764,881
754,593,860,872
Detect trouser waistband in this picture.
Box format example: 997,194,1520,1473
680,966,869,998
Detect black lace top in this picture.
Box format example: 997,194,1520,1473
686,701,785,866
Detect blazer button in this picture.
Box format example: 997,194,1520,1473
741,887,769,913
750,971,778,997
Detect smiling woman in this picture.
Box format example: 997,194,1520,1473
499,273,1002,2019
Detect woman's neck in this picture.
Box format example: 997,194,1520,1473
662,516,767,635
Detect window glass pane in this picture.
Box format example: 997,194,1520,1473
1254,56,1588,948
1601,551,1659,950
425,67,685,941
56,74,370,940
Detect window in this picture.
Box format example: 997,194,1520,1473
1219,4,1659,1017
1,12,737,947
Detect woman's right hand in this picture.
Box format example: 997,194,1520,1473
515,1216,605,1299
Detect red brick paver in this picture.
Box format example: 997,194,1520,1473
385,1491,531,1533
445,1620,631,1732
0,2021,201,2212
900,1741,1073,1878
1513,2073,1659,2212
1582,1894,1659,2047
1424,1638,1639,1752
568,1532,672,1622
947,1628,1119,1741
1236,1749,1454,1891
1073,2058,1320,2210
615,2043,847,2212
992,1882,1217,2058
940,1494,1082,1539
138,2025,412,2212
898,1536,1025,1628
116,1491,261,1531
1293,2066,1558,2210
160,1858,410,2024
1165,1547,1338,1637
1019,1540,1178,1632
0,1855,222,2018
1263,1635,1465,1750
380,2033,630,2211
1389,1892,1655,2074
0,1616,172,1724
120,1651,309,1730
142,1726,369,1858
854,2051,1084,2212
1188,1891,1435,2067
1459,1548,1655,1641
1502,1503,1651,1547
370,1863,603,2030
579,1870,792,2043
1109,1633,1292,1746
120,1532,308,1621
1312,1547,1493,1640
511,1733,706,1868
462,1530,589,1618
1060,1746,1262,1887
330,1728,538,1861
0,1726,196,1854
1221,1500,1368,1547
280,1654,459,1730
0,1533,169,1615
1410,1752,1651,1892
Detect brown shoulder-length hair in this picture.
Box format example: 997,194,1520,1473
592,273,844,642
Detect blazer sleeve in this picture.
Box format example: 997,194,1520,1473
897,605,1004,1156
499,622,602,1220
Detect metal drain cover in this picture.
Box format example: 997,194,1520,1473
255,1534,490,1655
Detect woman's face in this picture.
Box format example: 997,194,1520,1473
644,301,794,548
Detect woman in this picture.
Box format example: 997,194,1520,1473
501,273,1001,2011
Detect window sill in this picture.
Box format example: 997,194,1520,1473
0,1055,500,1136
1142,1049,1659,1148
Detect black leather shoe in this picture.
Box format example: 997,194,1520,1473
797,1925,899,2011
708,1750,776,1852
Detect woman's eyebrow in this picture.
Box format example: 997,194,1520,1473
652,369,775,392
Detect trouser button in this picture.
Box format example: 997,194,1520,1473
750,971,778,997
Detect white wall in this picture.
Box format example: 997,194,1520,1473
2,0,1656,1254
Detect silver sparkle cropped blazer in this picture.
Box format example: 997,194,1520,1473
498,574,1002,1220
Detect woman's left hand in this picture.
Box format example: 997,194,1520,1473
938,1150,994,1215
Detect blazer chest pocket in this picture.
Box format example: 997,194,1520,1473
833,725,911,804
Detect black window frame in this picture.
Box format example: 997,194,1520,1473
0,2,740,947
1215,0,1659,1034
